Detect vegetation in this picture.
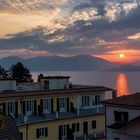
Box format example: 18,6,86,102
0,65,8,79
37,73,44,82
0,62,33,83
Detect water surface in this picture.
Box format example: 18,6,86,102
32,71,140,96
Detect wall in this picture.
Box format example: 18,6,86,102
42,78,69,90
106,105,140,126
106,105,140,140
0,80,16,91
18,114,105,140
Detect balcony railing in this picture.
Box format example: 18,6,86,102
15,106,105,126
76,130,105,140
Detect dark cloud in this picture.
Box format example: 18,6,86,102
0,1,140,56
73,0,106,16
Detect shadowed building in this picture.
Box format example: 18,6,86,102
0,76,115,140
0,111,21,140
104,93,140,140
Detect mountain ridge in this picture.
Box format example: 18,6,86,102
0,55,139,71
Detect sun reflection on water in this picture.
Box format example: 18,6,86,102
116,73,129,96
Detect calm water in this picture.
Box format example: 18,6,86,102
32,71,140,96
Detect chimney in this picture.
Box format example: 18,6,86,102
112,90,117,98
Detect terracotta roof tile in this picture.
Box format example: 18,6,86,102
0,86,113,98
104,93,140,107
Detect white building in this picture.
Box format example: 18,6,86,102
40,76,70,90
104,93,140,140
0,79,16,92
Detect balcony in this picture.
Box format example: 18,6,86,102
76,130,105,140
15,106,105,126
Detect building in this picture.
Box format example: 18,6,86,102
104,93,140,140
0,111,21,139
0,79,16,92
0,76,114,140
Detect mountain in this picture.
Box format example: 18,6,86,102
0,55,116,71
110,64,140,71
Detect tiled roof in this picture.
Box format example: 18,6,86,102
104,93,140,107
43,76,70,79
0,86,113,98
0,114,21,139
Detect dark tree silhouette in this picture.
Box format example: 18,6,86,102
0,65,8,79
37,73,44,82
9,62,33,83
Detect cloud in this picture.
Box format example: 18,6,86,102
0,0,140,60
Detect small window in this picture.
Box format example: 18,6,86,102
36,127,48,138
92,120,96,129
114,111,128,122
72,123,80,132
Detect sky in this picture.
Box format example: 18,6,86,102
0,0,140,62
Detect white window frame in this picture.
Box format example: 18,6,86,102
25,100,34,116
38,128,47,138
59,97,67,112
43,98,51,113
6,101,16,117
61,125,67,138
81,95,91,108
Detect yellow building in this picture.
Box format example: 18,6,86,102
0,77,114,140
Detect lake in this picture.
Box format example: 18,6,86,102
32,71,140,96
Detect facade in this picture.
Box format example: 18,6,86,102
0,86,114,140
0,79,16,92
104,93,140,140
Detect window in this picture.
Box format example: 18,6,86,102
36,127,48,138
6,101,16,117
59,125,68,139
82,96,90,107
83,121,88,135
92,120,96,129
20,132,23,140
72,123,80,132
43,99,51,113
95,95,100,105
59,98,67,112
114,111,128,122
25,100,34,116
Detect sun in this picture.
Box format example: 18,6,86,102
119,54,125,59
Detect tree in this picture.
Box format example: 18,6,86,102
10,62,33,83
0,65,8,79
37,73,44,82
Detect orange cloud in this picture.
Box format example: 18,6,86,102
94,49,140,63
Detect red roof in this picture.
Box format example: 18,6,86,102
0,86,113,98
104,93,140,107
